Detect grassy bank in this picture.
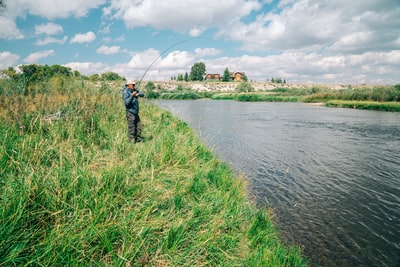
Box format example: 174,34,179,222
325,100,400,111
0,79,305,266
210,92,299,102
147,82,400,112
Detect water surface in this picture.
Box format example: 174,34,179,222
156,100,400,267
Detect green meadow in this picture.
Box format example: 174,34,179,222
0,76,305,266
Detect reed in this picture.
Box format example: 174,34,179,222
0,77,305,266
159,92,198,100
236,93,298,102
210,85,400,112
211,92,298,102
210,92,236,100
303,86,400,103
326,100,400,112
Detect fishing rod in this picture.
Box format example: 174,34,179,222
135,39,189,90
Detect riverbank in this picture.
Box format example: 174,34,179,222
143,81,400,112
0,80,306,266
149,80,388,92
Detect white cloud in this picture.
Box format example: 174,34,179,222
61,47,400,84
103,0,398,58
70,31,96,44
126,49,194,72
220,1,343,51
63,61,109,75
219,0,400,54
158,50,194,68
0,17,24,39
5,0,107,20
100,24,111,34
202,50,400,84
103,48,198,81
23,50,55,63
0,52,20,69
119,47,400,84
128,48,160,69
96,45,121,55
114,35,126,42
189,26,206,37
194,48,222,57
35,23,63,36
0,0,105,40
35,36,68,46
105,0,261,34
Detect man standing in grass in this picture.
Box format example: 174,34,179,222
122,80,145,143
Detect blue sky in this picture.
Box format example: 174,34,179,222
1,0,399,84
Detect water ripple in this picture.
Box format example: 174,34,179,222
157,100,400,267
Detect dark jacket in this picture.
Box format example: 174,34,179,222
122,86,145,114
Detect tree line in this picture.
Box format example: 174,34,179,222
1,64,125,83
172,63,248,82
171,62,206,82
0,64,125,96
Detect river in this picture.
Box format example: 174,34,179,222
155,100,400,267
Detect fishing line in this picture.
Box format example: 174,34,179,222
135,37,212,90
136,39,189,89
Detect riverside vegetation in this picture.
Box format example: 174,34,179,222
0,75,305,266
146,81,400,112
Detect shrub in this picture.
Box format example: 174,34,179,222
143,81,160,99
235,82,254,93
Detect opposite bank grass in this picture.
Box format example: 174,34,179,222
0,80,305,266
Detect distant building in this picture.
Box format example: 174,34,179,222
205,73,221,80
230,72,246,81
204,71,246,81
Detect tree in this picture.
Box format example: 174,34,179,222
189,62,206,81
102,71,124,81
184,72,189,82
73,70,81,77
1,67,18,79
177,73,183,81
49,64,72,77
20,64,43,84
222,67,230,82
89,74,100,82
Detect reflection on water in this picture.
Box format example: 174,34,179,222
156,100,400,267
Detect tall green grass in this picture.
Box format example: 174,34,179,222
211,92,298,102
159,92,198,100
303,86,400,103
210,85,400,111
325,100,400,111
0,78,306,266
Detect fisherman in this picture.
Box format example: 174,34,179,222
122,80,145,143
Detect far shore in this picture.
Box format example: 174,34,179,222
144,80,390,92
141,80,400,112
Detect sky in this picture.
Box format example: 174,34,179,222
0,0,399,84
